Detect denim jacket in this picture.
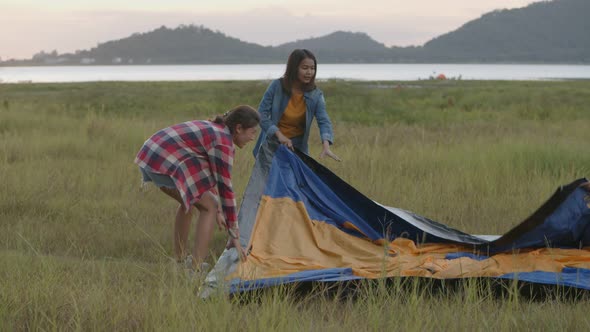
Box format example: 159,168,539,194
252,79,334,156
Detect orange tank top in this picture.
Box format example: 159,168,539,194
278,92,306,138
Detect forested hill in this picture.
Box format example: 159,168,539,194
3,0,589,65
273,31,393,63
420,0,590,62
27,25,278,65
78,25,277,64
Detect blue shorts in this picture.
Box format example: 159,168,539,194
139,167,176,189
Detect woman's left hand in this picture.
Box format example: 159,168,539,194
226,237,247,262
319,142,341,162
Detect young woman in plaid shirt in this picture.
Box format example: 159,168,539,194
135,105,259,272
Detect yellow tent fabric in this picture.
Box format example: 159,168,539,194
232,196,590,281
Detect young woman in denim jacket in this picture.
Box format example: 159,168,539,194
252,49,340,161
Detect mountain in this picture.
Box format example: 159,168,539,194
421,0,590,62
2,0,589,65
40,25,277,65
87,25,278,64
274,31,392,63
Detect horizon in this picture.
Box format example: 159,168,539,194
1,0,542,60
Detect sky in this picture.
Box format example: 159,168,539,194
0,0,542,60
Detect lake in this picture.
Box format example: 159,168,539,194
2,64,590,83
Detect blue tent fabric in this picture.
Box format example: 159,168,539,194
214,145,590,293
283,146,489,244
290,146,590,252
490,188,590,252
229,268,361,293
499,267,590,290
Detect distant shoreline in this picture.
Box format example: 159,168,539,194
4,61,590,67
2,63,590,83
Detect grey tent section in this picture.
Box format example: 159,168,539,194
200,138,280,297
236,138,281,248
200,248,240,298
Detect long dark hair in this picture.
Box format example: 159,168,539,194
281,49,317,93
213,105,260,134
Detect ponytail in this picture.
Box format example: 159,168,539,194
212,112,229,125
213,105,260,134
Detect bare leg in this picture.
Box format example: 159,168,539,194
160,187,219,269
159,187,193,262
174,204,194,261
191,192,218,269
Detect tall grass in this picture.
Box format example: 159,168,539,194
1,80,590,330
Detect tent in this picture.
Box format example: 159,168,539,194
200,141,590,297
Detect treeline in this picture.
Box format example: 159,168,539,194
3,0,589,65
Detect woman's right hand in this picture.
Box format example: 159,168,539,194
216,210,226,231
276,131,293,150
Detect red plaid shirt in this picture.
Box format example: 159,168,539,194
135,120,237,228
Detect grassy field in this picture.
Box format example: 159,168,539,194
2,79,590,330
